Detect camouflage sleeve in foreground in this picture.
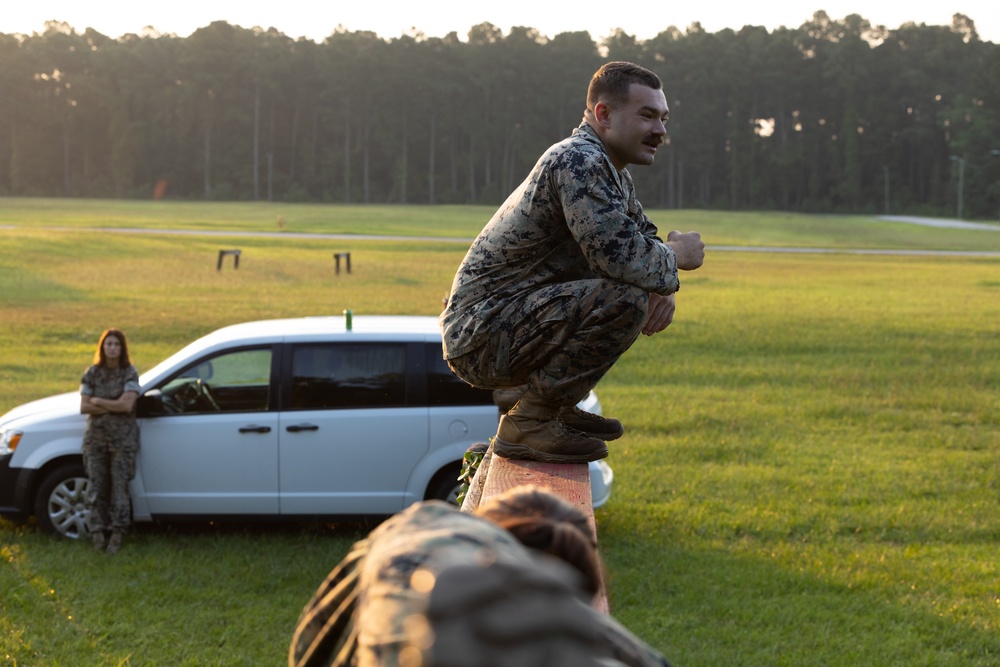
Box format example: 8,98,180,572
290,502,528,667
422,560,673,667
290,500,672,667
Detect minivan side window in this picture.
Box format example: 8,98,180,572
290,344,405,409
425,344,494,407
159,348,272,414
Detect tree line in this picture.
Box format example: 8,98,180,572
1,12,999,218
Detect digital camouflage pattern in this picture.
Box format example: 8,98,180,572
80,364,140,532
446,279,649,406
423,560,672,667
440,121,680,405
290,501,529,667
290,501,671,667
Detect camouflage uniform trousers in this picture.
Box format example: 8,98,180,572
447,278,648,407
83,419,139,533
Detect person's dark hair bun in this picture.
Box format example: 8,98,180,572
476,485,602,595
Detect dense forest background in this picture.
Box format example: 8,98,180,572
2,11,999,217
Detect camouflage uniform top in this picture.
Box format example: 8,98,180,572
441,121,680,359
80,364,141,438
290,501,671,667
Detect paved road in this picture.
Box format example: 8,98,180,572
877,215,1000,231
7,217,1000,257
709,245,1000,257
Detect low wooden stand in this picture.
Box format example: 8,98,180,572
333,252,352,275
217,249,241,270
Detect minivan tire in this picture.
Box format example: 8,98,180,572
33,463,91,539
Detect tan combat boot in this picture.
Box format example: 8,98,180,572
495,392,608,463
559,405,624,441
106,531,123,555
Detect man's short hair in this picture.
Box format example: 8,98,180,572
586,61,663,112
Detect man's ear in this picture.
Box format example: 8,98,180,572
593,101,613,129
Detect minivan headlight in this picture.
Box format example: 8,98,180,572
0,429,22,455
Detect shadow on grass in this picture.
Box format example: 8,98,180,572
1,513,376,665
599,519,1000,667
3,512,384,546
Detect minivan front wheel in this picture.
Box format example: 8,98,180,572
426,465,463,506
34,463,91,539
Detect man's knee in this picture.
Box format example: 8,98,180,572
446,282,648,390
582,283,647,339
446,351,501,391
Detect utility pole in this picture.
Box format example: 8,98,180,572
949,155,965,219
992,150,1000,220
883,165,890,214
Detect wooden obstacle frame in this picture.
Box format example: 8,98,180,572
460,441,610,613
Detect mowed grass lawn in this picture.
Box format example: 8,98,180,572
1,200,999,666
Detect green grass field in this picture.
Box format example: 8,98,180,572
2,199,999,666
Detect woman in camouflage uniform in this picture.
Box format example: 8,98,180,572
80,328,141,554
291,486,671,667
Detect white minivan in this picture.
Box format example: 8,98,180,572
0,316,613,539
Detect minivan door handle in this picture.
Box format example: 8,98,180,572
239,425,272,434
286,424,319,432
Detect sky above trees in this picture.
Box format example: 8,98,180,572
3,1,999,43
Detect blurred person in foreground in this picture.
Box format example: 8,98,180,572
290,485,672,667
441,61,705,465
80,328,140,554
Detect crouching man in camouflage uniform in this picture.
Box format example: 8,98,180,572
441,61,705,464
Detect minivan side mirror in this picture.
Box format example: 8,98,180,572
137,389,166,417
